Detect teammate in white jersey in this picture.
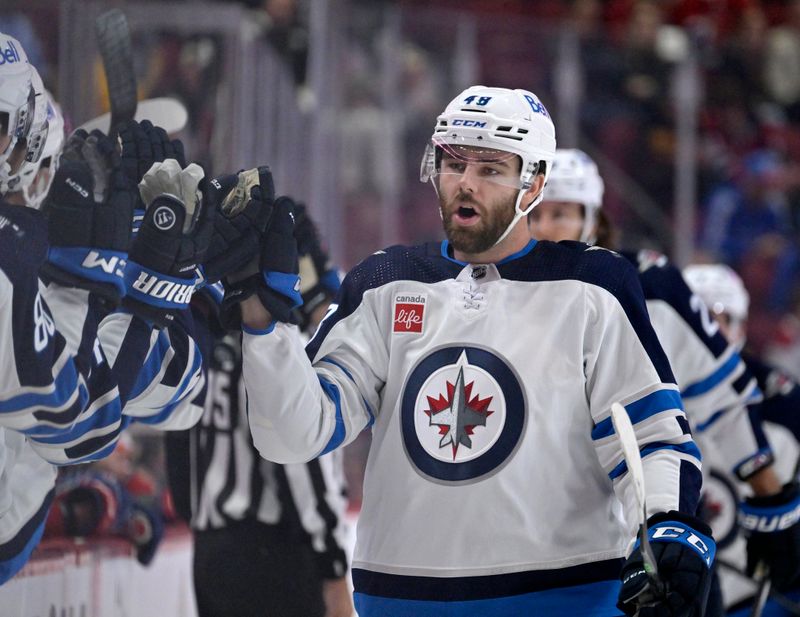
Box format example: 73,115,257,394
684,264,800,609
0,34,206,584
531,148,800,612
175,86,716,616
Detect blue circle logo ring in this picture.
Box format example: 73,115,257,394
401,346,525,482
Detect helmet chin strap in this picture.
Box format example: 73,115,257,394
492,187,543,248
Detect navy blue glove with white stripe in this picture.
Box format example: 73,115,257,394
618,511,715,617
220,195,302,331
122,159,211,327
740,481,800,590
41,129,136,305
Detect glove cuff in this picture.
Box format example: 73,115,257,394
645,511,716,568
219,274,300,331
123,260,198,311
741,482,800,533
40,257,125,306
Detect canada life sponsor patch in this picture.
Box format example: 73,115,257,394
393,293,426,334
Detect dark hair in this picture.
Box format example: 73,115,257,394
593,208,618,250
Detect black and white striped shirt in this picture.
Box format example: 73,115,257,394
168,306,349,578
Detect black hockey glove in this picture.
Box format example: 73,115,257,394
220,196,302,330
294,203,341,332
119,119,186,236
618,511,715,617
200,166,275,285
40,129,137,304
740,481,800,590
122,159,212,327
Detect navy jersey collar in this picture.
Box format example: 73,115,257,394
440,238,537,266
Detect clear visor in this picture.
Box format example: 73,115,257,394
420,138,526,190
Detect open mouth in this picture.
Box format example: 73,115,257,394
454,205,480,225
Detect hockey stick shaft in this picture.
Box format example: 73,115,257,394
717,559,800,615
610,402,665,602
95,9,137,137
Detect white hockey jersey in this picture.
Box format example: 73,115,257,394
623,250,768,480
242,239,702,616
0,202,204,585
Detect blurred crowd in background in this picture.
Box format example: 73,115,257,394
6,0,800,559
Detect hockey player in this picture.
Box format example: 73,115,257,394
172,86,716,615
684,264,800,599
530,148,800,607
164,175,352,617
0,34,205,583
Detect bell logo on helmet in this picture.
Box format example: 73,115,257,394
0,40,22,66
524,95,549,118
463,95,492,106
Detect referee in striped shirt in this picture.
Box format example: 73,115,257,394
166,203,352,617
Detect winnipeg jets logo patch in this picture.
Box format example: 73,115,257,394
401,346,525,482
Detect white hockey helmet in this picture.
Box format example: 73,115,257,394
420,85,557,245
542,148,604,244
3,66,55,199
0,32,35,195
683,264,750,343
19,90,64,209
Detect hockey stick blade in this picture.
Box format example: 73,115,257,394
95,9,138,137
611,402,665,606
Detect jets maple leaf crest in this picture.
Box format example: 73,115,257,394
425,360,494,460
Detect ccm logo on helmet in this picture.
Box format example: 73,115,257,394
452,119,487,128
0,40,22,65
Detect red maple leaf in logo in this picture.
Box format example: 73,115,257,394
424,368,494,459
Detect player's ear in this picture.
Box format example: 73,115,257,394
523,173,546,208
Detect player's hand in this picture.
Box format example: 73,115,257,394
122,159,211,327
118,119,186,236
617,511,715,617
41,129,136,304
323,577,353,617
220,195,302,331
294,203,341,331
740,481,800,590
201,166,274,285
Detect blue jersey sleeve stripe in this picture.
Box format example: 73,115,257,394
608,440,702,480
695,409,726,432
681,352,741,399
127,332,171,401
592,389,683,440
29,396,121,446
0,491,51,584
0,358,83,418
318,376,347,455
319,356,376,426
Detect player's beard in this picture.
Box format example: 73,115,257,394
439,188,517,255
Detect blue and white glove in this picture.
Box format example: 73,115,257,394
618,511,716,617
40,129,136,304
740,481,800,590
219,195,302,331
122,159,211,327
